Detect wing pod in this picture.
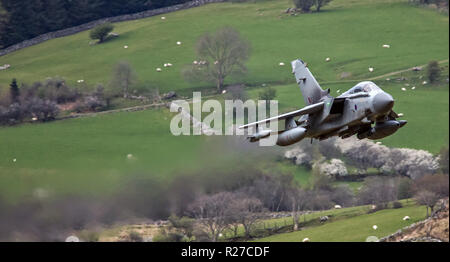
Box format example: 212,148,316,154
276,127,307,146
248,129,272,142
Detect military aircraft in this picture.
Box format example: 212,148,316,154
239,59,407,146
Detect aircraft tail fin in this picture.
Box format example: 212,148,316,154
291,59,328,105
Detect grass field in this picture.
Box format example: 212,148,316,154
254,200,427,242
0,0,448,95
0,0,448,204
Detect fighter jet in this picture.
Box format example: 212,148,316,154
239,59,407,146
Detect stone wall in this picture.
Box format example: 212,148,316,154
0,0,226,57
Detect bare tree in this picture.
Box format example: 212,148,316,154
357,177,398,208
413,174,449,198
314,0,332,12
183,27,250,92
111,61,137,98
187,192,234,242
287,187,310,231
229,193,264,238
415,190,440,217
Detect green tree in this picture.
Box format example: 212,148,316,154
427,60,441,83
90,22,114,43
9,78,20,104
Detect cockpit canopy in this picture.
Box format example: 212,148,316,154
341,81,380,96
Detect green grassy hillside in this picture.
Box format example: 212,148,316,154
0,0,448,95
255,200,427,242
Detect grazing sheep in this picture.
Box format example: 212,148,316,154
176,41,182,45
127,154,133,159
325,57,331,62
124,45,129,49
161,16,166,20
401,88,406,91
0,64,11,70
422,81,427,85
65,236,80,242
32,117,38,121
382,44,390,48
334,205,342,209
156,68,162,72
13,158,17,163
320,216,329,222
167,63,173,67
372,225,378,230
77,79,84,83
336,89,341,93
403,216,410,221
302,238,310,242
164,64,168,67
222,90,227,94
411,86,416,90
386,78,390,81
376,142,382,145
369,67,374,72
193,60,198,65
279,62,285,66
398,113,404,117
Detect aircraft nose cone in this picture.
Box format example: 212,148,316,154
373,92,394,114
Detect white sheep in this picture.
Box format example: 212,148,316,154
176,41,182,45
77,80,84,83
127,154,133,159
164,63,168,67
325,57,331,62
398,113,404,117
403,216,410,221
422,81,427,85
161,16,166,20
334,205,342,209
193,60,198,65
382,44,390,48
401,88,406,91
376,142,382,145
167,63,173,67
13,158,17,163
411,86,416,90
368,67,374,72
302,238,310,242
279,62,285,66
214,61,219,65
222,90,227,94
156,68,162,72
65,236,80,242
372,225,378,230
124,45,129,49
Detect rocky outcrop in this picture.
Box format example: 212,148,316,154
379,198,449,242
0,0,226,57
